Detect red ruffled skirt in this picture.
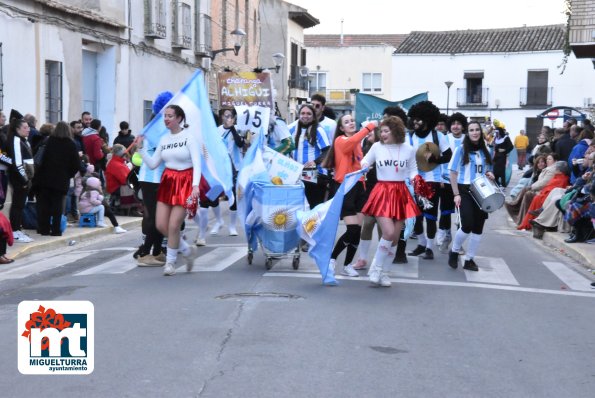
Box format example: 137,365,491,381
157,168,194,206
362,181,421,220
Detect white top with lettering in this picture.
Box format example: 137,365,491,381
361,142,417,181
141,128,201,187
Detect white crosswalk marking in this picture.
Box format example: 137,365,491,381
389,256,419,278
0,253,90,282
463,256,520,285
542,261,593,292
191,247,247,272
75,254,137,276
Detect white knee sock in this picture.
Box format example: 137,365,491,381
229,210,237,227
372,238,392,268
452,229,469,252
198,208,208,238
417,233,427,246
212,206,223,224
178,238,191,256
426,238,434,250
466,233,483,260
358,239,371,261
166,246,178,264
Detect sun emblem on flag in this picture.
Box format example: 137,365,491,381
303,215,319,236
268,208,293,230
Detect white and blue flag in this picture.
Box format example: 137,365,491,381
139,70,233,202
296,169,367,286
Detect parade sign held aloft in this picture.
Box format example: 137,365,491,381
218,72,274,110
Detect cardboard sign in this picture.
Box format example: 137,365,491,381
263,147,303,185
218,72,274,109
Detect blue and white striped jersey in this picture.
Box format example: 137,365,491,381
448,145,493,185
441,133,465,183
409,131,450,182
288,121,331,174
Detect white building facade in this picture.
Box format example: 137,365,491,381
392,25,595,142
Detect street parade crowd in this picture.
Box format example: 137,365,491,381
0,93,593,287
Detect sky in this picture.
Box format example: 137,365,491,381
287,0,568,34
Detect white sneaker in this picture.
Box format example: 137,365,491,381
113,226,127,234
195,237,206,246
184,247,196,272
210,221,224,235
369,268,381,285
439,232,452,253
379,272,392,287
163,262,176,276
13,230,34,243
228,225,238,236
96,222,108,228
341,263,359,277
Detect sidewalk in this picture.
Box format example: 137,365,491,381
6,216,143,260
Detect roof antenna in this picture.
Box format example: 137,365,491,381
340,18,344,45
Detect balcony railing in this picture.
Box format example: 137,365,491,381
289,65,309,91
309,88,354,104
456,87,489,107
520,87,553,107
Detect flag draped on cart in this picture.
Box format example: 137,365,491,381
139,70,233,202
297,169,367,286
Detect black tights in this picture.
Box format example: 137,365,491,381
331,224,361,265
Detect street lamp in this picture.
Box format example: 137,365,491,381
255,53,285,73
445,81,453,115
210,29,246,59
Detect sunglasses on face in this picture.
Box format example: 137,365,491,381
311,103,322,109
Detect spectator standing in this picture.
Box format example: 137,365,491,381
34,121,80,236
113,121,135,151
82,119,106,172
70,120,85,154
6,118,34,243
24,114,39,146
514,129,529,170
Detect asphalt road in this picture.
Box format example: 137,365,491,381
1,208,594,398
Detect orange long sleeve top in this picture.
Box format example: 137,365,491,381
333,125,373,183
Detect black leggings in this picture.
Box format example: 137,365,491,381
139,182,163,256
331,224,361,265
439,183,455,230
304,181,326,210
458,185,488,234
414,182,441,239
9,182,29,230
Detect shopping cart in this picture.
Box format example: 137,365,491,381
245,182,305,270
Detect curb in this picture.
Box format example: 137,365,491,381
8,217,143,260
541,231,594,269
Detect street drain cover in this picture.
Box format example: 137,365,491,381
215,292,304,301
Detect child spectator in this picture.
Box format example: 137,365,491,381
78,176,108,227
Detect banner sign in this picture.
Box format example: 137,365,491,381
218,72,274,109
355,92,428,127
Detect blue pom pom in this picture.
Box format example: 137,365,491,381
152,91,174,115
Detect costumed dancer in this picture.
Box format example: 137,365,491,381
491,119,513,188
361,116,420,287
447,121,494,271
407,101,453,260
322,116,377,277
436,112,467,253
134,91,172,266
136,105,200,276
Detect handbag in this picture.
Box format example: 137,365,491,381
559,189,578,210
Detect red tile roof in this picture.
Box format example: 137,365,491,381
395,25,565,54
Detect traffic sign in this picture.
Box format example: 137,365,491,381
547,109,559,120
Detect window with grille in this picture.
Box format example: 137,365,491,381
45,60,62,123
309,72,327,96
195,13,212,55
143,100,153,126
145,0,166,39
362,73,382,93
172,0,191,49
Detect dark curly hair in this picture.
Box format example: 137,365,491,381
383,106,408,125
407,100,440,131
447,112,468,132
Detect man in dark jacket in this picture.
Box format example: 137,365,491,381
555,129,576,164
113,121,135,151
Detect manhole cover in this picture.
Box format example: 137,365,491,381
215,292,304,301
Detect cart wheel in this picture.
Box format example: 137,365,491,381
265,258,273,270
292,257,300,270
247,252,253,265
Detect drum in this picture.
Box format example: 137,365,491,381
301,167,318,183
469,175,504,213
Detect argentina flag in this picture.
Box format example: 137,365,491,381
296,169,367,286
237,131,269,251
139,70,233,202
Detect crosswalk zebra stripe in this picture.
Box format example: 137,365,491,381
191,247,246,272
75,254,137,275
0,252,90,282
463,256,519,285
263,273,595,298
542,261,594,292
390,256,419,278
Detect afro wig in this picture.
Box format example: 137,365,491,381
383,106,408,124
407,100,440,131
152,91,174,115
447,112,468,132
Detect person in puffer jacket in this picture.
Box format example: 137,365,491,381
78,176,107,227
